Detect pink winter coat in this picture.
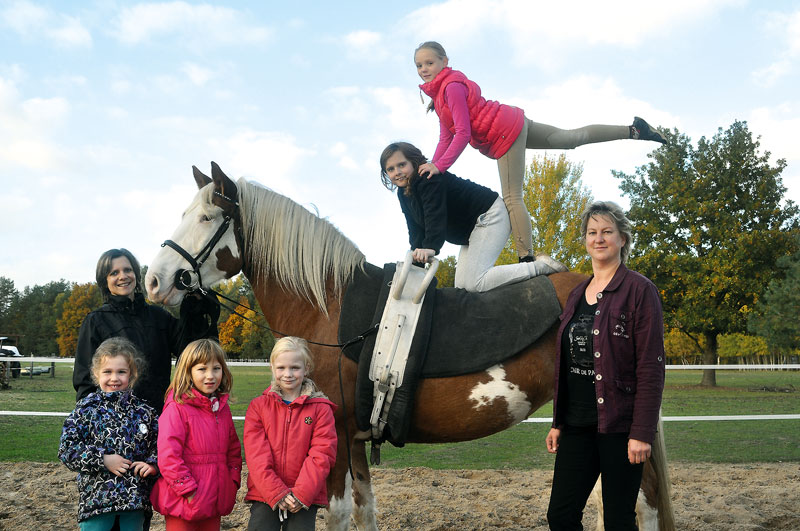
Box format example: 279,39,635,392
244,379,337,508
150,390,242,521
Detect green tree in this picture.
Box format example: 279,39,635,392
5,280,72,355
748,239,800,357
434,256,457,288
56,283,102,357
616,121,800,385
0,276,19,331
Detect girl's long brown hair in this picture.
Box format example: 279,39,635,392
166,339,233,404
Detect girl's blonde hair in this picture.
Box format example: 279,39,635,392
167,339,232,403
90,337,143,388
270,336,314,374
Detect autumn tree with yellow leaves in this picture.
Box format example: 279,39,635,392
56,283,102,357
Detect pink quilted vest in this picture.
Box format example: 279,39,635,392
420,67,524,159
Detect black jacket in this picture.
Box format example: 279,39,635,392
397,171,498,254
73,293,218,412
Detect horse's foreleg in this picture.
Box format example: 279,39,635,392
325,428,355,531
350,437,377,530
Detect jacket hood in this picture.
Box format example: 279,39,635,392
164,388,230,412
265,378,336,408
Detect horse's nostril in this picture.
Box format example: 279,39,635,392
149,275,159,293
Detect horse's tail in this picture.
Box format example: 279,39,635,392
652,412,676,531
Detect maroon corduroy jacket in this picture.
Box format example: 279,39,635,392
552,264,665,444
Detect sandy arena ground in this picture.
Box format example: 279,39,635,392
1,462,798,530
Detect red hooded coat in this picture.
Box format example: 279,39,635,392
244,380,337,508
150,390,241,521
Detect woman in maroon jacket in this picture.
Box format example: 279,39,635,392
545,201,665,530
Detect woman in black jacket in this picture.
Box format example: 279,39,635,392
380,141,566,292
73,248,218,413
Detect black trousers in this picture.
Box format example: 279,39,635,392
247,501,318,531
547,425,644,530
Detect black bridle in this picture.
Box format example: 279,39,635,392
161,190,239,295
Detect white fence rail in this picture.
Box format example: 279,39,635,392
1,360,798,421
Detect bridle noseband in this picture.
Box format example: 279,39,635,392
161,190,239,295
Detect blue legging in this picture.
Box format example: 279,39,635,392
547,425,644,530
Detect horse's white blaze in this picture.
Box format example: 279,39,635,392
146,186,239,305
468,365,531,424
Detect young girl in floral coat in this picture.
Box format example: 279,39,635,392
150,339,241,531
59,337,158,530
244,336,337,530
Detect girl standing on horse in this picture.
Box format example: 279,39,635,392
381,141,567,292
150,339,241,531
545,201,665,530
414,41,666,263
244,336,337,530
60,337,159,531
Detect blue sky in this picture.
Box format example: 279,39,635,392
2,0,799,291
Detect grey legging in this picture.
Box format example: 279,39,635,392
497,117,629,258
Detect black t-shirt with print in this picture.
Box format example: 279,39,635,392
561,295,599,427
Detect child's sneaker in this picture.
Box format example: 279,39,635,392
630,117,667,144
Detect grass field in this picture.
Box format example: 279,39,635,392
1,362,798,467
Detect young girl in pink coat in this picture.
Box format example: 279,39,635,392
150,339,241,531
244,337,337,530
414,41,667,264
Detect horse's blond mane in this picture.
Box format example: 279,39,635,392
227,178,365,314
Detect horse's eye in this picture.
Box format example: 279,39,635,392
200,214,212,222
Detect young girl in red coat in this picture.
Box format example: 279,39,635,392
414,41,667,264
150,339,242,531
244,336,337,530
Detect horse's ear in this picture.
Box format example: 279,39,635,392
210,161,238,201
192,165,212,189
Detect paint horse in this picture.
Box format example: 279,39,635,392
145,162,674,531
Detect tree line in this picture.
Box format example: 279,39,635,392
0,273,274,360
1,121,798,384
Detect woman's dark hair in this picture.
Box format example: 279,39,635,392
379,142,428,196
95,248,144,302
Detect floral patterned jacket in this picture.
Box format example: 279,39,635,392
59,390,158,522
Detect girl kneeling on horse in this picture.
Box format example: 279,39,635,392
380,141,566,292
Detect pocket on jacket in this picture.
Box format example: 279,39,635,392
608,306,634,340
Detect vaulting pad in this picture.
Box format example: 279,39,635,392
339,262,563,378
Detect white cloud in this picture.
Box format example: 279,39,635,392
182,63,214,86
0,0,91,48
752,60,792,88
111,2,271,47
0,77,68,170
344,30,388,62
212,130,314,192
404,0,741,68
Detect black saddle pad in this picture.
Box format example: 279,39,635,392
339,263,562,377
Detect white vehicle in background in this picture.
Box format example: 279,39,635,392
0,338,23,382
